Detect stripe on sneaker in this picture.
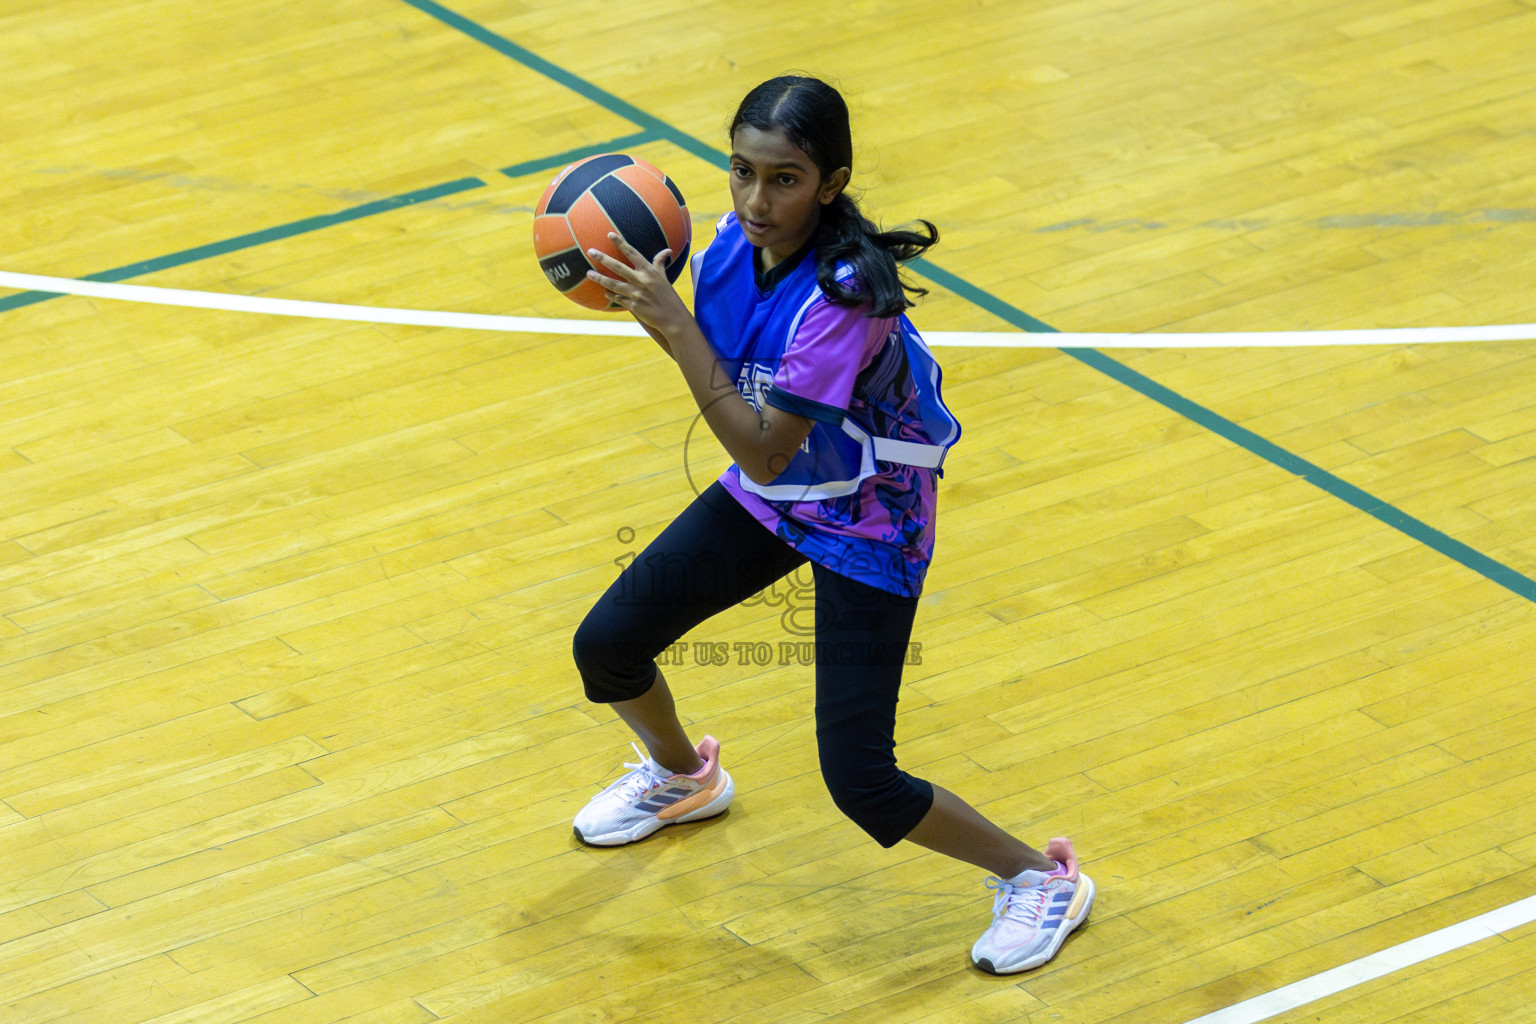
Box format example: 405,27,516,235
635,786,695,813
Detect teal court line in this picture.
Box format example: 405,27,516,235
500,130,661,179
913,267,1536,603
0,4,1529,606
0,177,485,315
1071,349,1536,601
398,0,730,171
403,0,1536,604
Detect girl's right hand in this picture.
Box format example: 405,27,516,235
586,234,692,339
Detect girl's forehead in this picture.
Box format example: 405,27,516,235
730,125,814,168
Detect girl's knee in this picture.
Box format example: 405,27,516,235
819,756,927,848
571,620,654,704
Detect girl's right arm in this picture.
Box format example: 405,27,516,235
587,236,812,486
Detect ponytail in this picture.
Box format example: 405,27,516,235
814,194,938,318
731,74,938,319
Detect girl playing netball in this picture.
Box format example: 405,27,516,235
571,74,1093,974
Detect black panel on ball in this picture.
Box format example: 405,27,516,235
538,247,592,293
590,177,668,264
667,236,690,283
663,176,686,210
543,153,634,215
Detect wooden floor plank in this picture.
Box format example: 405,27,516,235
4,0,1535,1022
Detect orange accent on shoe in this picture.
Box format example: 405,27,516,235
657,767,726,820
654,735,727,821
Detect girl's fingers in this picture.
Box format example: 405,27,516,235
588,234,674,306
593,235,640,272
587,244,654,283
607,234,672,272
586,268,625,292
585,248,632,276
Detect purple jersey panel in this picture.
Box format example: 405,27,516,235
718,296,940,598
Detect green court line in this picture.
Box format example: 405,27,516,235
400,0,729,170
0,177,486,314
906,256,1057,333
501,130,661,179
405,0,1536,605
1067,349,1536,602
914,253,1536,600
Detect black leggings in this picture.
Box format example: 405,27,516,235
573,482,935,848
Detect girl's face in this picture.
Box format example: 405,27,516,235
729,125,850,272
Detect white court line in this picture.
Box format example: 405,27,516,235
1181,893,1536,1024
0,271,649,337
4,271,1535,347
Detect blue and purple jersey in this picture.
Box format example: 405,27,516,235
690,213,960,597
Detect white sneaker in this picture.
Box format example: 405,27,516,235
971,837,1094,974
572,736,734,846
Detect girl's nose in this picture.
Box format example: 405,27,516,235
745,183,768,215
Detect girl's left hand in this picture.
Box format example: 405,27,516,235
586,234,690,335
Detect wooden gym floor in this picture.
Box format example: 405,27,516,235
2,1,1535,1021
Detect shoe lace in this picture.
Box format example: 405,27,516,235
615,743,666,798
986,876,1049,927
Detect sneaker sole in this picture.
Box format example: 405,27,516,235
974,874,1096,975
573,773,735,847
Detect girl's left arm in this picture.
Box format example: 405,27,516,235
587,235,812,486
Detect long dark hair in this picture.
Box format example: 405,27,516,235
730,75,938,318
